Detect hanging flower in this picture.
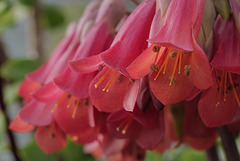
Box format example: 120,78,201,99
198,15,240,127
127,0,214,105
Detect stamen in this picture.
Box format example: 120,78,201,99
154,55,169,80
115,117,133,134
224,72,228,101
83,99,89,106
117,74,123,82
153,46,160,52
116,117,130,131
169,52,180,85
122,118,133,134
95,68,111,88
178,51,182,74
72,99,80,118
169,52,177,57
67,95,73,108
216,71,225,106
153,47,166,65
98,64,103,71
102,71,118,92
228,72,240,107
183,51,190,55
52,93,67,112
150,64,156,71
163,52,170,74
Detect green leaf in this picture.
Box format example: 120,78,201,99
0,59,40,81
145,151,163,161
3,81,21,105
18,0,34,7
146,146,207,161
0,1,14,33
60,138,95,161
0,1,10,15
42,5,65,29
20,141,58,161
181,147,207,161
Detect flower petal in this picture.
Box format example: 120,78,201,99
211,16,240,74
100,0,156,77
150,54,197,105
190,30,214,90
69,55,103,74
54,68,96,98
127,46,164,79
136,113,164,150
19,100,53,126
32,82,63,103
198,84,236,127
150,0,205,51
27,25,78,84
89,67,132,112
123,80,140,112
70,127,98,145
35,123,66,153
9,116,35,132
54,97,91,133
18,80,41,100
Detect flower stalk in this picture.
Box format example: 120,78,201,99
206,144,220,161
218,126,240,161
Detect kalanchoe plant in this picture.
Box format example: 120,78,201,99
7,0,240,161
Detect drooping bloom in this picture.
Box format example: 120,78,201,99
155,97,217,152
41,0,127,134
53,0,126,99
127,0,214,105
17,0,102,127
27,0,101,84
9,1,104,153
107,103,164,150
70,0,156,112
198,15,240,127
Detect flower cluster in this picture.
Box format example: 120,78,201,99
9,0,240,160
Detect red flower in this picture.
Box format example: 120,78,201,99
127,0,214,105
157,97,217,151
107,103,164,150
26,1,101,84
70,0,156,112
199,15,240,127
